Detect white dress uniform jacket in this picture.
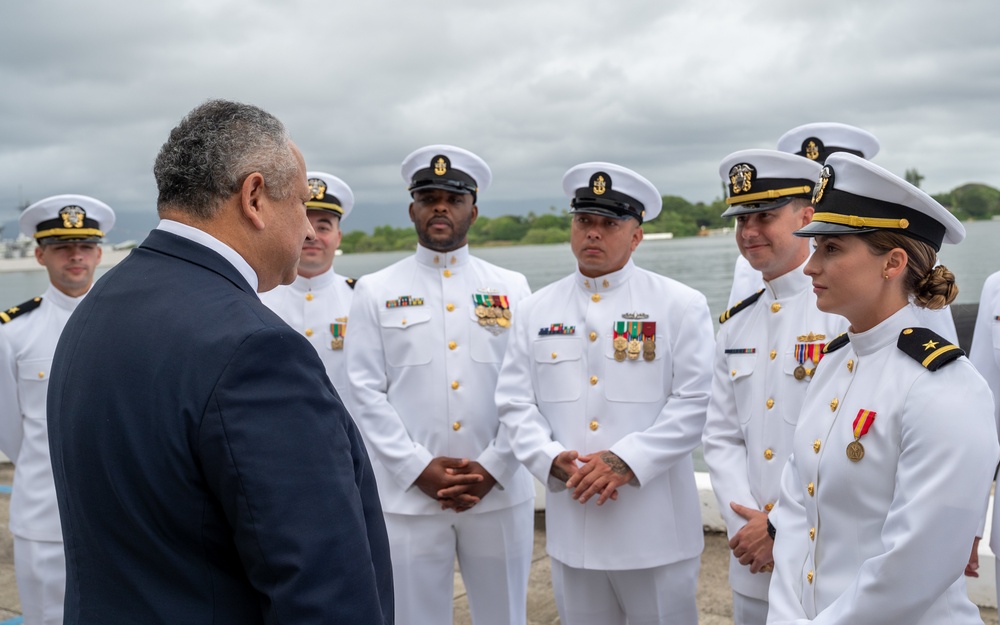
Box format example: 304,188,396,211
259,268,355,398
767,306,999,624
347,244,535,514
970,271,1000,558
496,259,714,570
0,285,86,542
703,262,847,600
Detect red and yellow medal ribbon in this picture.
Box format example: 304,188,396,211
852,409,876,439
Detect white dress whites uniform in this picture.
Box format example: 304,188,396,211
0,193,115,625
767,152,999,624
969,270,1000,596
259,269,355,397
706,149,841,625
497,162,714,625
348,244,535,625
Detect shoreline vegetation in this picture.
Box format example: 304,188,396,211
340,183,1000,254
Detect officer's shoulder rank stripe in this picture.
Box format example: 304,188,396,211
822,332,850,354
346,277,359,290
0,296,43,324
897,327,964,371
719,289,765,324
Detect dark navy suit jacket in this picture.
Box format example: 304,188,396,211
48,229,393,624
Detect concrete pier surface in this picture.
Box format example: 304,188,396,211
0,462,996,624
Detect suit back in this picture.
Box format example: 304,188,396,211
48,229,393,624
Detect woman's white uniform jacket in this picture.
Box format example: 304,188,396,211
346,244,535,515
969,271,1000,560
768,306,998,624
0,285,87,542
259,268,355,400
703,262,847,600
495,259,714,570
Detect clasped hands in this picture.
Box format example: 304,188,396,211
550,449,635,505
415,457,497,512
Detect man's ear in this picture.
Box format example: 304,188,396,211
241,172,267,231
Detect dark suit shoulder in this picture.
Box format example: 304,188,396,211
897,327,964,371
718,289,764,324
0,297,43,324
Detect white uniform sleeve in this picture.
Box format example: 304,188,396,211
610,292,714,486
496,296,568,488
345,279,433,490
0,330,22,462
970,273,1000,540
766,453,811,623
474,274,532,489
702,325,757,536
770,363,1000,625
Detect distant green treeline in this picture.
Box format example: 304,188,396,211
339,183,1000,254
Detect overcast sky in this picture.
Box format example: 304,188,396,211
1,0,998,240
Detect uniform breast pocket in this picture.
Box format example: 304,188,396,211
603,335,668,403
469,307,507,364
379,308,433,367
533,337,583,403
16,358,52,419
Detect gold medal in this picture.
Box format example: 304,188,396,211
793,365,806,380
614,350,626,362
475,305,486,318
330,337,344,350
478,317,488,327
502,309,512,320
613,336,628,351
643,350,655,362
643,338,655,353
627,339,641,360
486,317,497,326
497,317,510,328
846,440,864,462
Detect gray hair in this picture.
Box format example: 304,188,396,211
153,99,299,219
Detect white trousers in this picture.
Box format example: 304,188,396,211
732,591,768,625
13,537,65,625
550,556,700,625
385,499,534,625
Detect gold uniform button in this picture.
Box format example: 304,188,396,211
452,421,461,431
589,331,598,342
764,502,774,512
770,350,777,360
38,372,45,379
589,420,599,431
443,269,452,278
731,369,737,377
847,359,854,372
807,482,815,496
766,398,775,409
305,328,314,337
830,398,839,411
448,341,457,350
591,293,601,303
903,328,913,335
305,293,314,301
446,303,455,312
813,439,821,453
770,302,781,313
551,352,558,359
809,527,816,540
451,381,460,390
401,319,407,325
807,571,814,584
764,449,774,461
590,376,599,385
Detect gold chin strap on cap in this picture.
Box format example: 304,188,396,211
34,228,105,240
812,213,910,230
305,201,344,214
725,185,813,206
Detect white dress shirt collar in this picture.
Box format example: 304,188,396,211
156,219,259,292
414,244,470,269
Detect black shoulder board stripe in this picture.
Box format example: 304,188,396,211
823,332,850,354
897,327,964,371
0,296,43,324
346,277,358,290
719,289,765,324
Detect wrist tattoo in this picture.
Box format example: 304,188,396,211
551,464,571,483
601,452,631,476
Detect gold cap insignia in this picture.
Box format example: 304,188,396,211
307,178,327,201
433,155,449,176
812,165,832,205
729,164,754,194
59,205,86,229
592,173,607,196
805,139,821,161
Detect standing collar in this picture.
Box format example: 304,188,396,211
290,267,336,292
848,305,917,356
43,283,89,312
763,258,812,301
156,219,258,292
414,244,470,269
575,259,635,293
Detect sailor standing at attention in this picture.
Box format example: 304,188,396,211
260,171,357,397
346,145,536,625
496,162,714,625
766,153,998,624
0,195,115,625
702,150,847,625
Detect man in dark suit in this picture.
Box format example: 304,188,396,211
46,100,393,624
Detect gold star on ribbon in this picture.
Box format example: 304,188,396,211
922,340,939,350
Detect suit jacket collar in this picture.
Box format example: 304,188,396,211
140,229,257,296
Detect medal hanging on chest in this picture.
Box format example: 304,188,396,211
793,344,808,380
613,321,656,362
613,322,628,361
330,322,346,350
847,409,876,462
473,294,511,335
